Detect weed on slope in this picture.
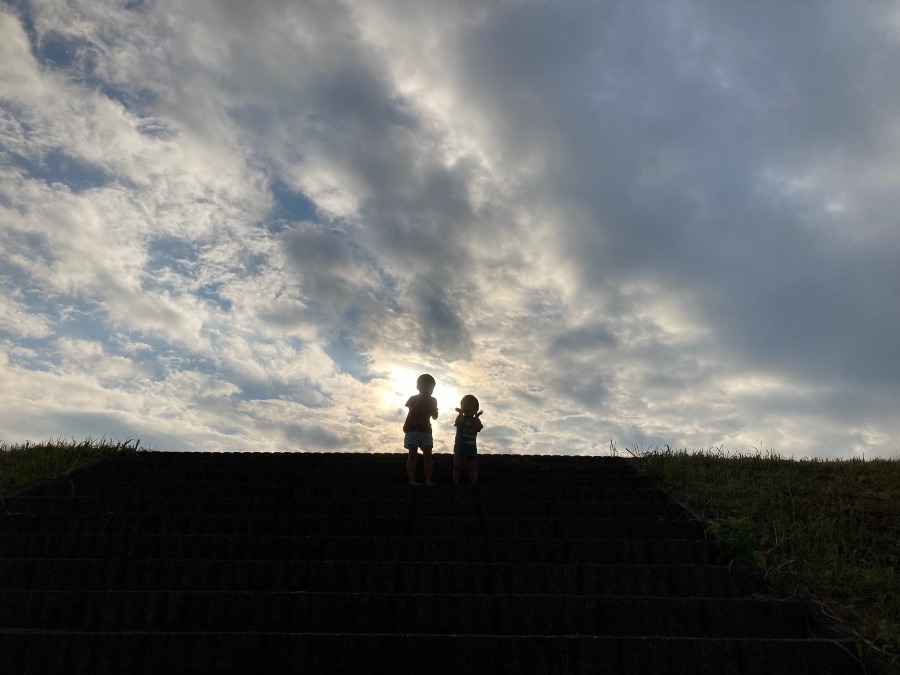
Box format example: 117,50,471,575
635,446,899,669
0,437,143,497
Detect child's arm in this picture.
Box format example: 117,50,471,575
430,396,439,419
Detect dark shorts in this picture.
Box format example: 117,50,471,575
404,431,433,448
454,442,477,458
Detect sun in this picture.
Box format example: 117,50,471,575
381,367,460,417
382,367,419,410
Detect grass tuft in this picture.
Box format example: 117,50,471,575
634,445,899,667
0,436,145,497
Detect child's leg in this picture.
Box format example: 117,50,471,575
452,453,463,485
422,446,434,485
466,457,478,485
406,445,420,485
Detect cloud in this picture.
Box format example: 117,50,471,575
281,221,381,321
410,280,473,361
0,290,52,339
1,1,899,458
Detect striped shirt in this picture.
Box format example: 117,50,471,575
454,414,483,446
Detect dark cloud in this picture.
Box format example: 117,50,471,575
455,0,900,392
550,323,618,354
318,63,418,133
282,422,346,450
2,0,899,457
356,159,479,282
412,280,473,361
281,223,374,316
550,372,608,409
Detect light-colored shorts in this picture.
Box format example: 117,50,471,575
404,431,434,449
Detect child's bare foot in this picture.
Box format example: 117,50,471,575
424,481,434,486
409,480,421,485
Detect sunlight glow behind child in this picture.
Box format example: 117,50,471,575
382,367,460,421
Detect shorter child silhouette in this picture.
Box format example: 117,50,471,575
453,394,483,486
403,373,438,485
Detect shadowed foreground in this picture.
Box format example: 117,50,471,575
0,452,862,673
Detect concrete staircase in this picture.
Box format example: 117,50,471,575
0,452,862,673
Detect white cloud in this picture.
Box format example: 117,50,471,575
0,291,52,339
1,1,899,458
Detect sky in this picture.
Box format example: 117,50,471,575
1,0,899,458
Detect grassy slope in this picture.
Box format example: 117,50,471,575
0,438,143,496
635,448,899,670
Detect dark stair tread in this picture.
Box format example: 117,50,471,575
28,483,671,502
0,590,815,638
87,451,634,465
35,474,656,489
0,559,758,596
0,632,864,674
0,513,706,539
0,452,856,674
0,534,721,564
2,496,688,519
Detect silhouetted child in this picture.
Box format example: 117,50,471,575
453,395,483,485
403,373,439,485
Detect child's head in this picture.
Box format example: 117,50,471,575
416,373,436,394
459,394,479,415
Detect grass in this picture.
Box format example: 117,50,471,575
0,437,144,497
631,445,900,670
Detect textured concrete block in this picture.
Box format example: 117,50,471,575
0,452,862,673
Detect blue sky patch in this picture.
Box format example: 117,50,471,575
14,149,110,193
38,35,76,68
324,332,372,382
269,179,318,229
147,237,198,270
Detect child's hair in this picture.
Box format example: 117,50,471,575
416,373,436,390
460,394,479,410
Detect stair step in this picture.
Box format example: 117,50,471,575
0,559,757,596
0,590,813,637
29,482,670,502
0,534,721,564
2,496,688,519
0,632,862,674
0,513,706,539
71,469,649,487
0,452,858,673
89,451,634,469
